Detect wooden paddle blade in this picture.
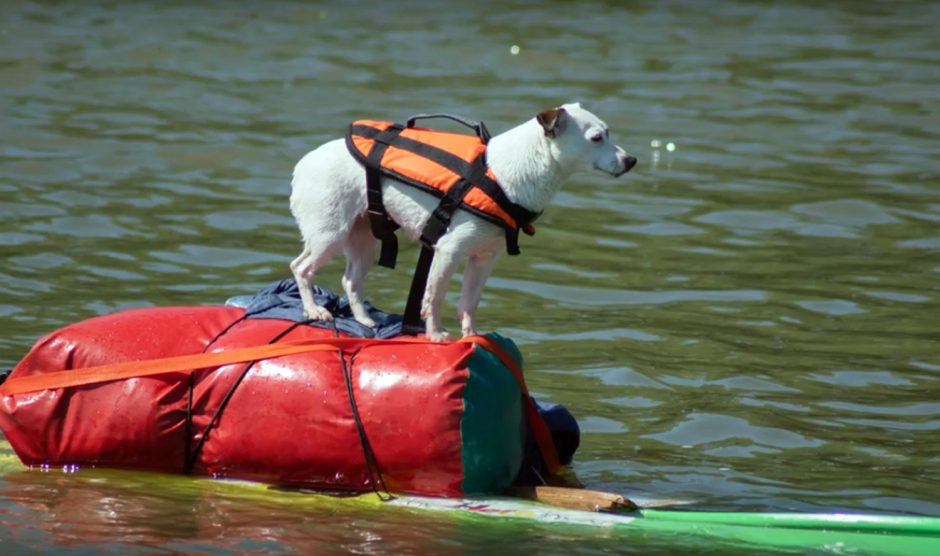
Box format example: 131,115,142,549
506,486,638,512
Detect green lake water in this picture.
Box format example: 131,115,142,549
1,1,939,553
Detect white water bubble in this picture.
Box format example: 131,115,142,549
650,139,662,148
510,45,520,55
666,142,676,152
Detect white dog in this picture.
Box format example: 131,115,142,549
290,102,636,341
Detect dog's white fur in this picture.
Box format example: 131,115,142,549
290,103,635,341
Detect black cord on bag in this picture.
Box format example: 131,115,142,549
184,318,309,474
332,321,394,501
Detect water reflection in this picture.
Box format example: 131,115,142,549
0,468,697,555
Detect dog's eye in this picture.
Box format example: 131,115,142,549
590,133,603,143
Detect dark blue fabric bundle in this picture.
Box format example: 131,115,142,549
226,278,417,339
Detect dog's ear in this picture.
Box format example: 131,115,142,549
537,107,566,138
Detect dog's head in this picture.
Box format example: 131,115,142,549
537,102,636,177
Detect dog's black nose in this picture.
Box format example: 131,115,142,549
622,155,637,173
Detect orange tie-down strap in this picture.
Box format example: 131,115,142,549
0,334,560,475
459,336,562,474
0,337,401,397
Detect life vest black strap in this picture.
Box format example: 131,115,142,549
402,245,435,336
421,176,476,247
471,177,541,244
363,125,404,269
505,228,521,256
402,175,476,335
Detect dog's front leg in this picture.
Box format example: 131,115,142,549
421,246,463,342
457,251,498,338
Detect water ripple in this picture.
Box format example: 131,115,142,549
489,277,768,307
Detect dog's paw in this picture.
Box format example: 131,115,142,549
354,315,376,328
426,329,451,342
304,305,334,322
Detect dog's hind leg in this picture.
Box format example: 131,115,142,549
341,217,377,328
290,241,342,321
457,251,498,338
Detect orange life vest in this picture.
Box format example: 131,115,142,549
346,117,538,268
